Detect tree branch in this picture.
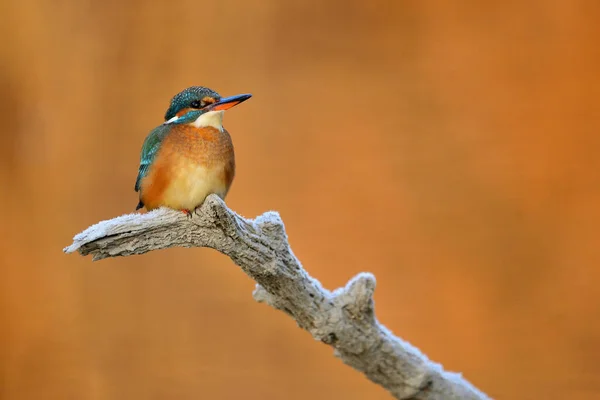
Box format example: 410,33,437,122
64,194,489,400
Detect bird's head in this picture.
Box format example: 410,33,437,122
164,86,252,130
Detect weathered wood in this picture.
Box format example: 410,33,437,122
65,194,488,400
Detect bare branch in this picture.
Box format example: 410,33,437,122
64,194,489,400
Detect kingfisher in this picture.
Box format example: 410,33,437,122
134,86,252,215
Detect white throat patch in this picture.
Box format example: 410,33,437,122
192,110,224,131
164,110,225,131
165,115,180,124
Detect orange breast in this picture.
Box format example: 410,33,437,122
140,125,235,211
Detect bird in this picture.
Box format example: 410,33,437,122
134,86,251,216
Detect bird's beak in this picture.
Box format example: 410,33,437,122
209,93,252,111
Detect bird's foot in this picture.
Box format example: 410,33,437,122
182,209,193,219
191,205,202,217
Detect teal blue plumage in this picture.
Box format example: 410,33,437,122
164,87,219,120
134,124,170,193
136,86,221,194
135,111,205,193
134,110,207,210
133,86,251,212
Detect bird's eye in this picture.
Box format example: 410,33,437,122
190,100,202,108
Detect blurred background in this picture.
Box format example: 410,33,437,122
0,1,598,399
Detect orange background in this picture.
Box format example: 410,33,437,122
1,1,599,399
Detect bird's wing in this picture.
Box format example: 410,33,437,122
134,124,171,192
